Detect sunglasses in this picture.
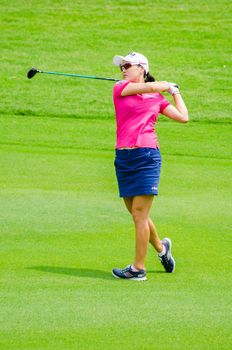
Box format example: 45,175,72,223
119,62,139,71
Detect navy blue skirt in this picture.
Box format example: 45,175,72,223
114,147,162,198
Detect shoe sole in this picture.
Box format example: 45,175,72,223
163,237,176,273
112,271,147,281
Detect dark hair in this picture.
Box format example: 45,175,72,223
144,71,155,82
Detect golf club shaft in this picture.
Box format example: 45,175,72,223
38,70,119,81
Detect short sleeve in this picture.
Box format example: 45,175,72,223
113,80,130,98
159,94,171,113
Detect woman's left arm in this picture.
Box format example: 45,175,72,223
162,94,189,123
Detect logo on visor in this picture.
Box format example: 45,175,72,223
128,52,136,56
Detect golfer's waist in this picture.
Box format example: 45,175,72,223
117,147,139,150
116,146,159,150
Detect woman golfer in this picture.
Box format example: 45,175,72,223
112,52,188,281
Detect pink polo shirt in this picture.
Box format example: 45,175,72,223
113,80,171,149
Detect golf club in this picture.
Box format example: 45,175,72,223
27,68,119,82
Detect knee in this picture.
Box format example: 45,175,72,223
131,207,147,223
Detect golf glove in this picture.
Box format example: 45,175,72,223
168,82,180,95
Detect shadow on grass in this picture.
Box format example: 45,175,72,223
28,266,113,280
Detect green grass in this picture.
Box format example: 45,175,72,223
0,1,232,349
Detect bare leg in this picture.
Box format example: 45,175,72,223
123,197,163,254
148,218,163,253
130,195,154,270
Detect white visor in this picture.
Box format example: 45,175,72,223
113,51,149,73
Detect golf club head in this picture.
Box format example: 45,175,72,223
27,68,39,79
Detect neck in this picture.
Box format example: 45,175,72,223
134,76,145,83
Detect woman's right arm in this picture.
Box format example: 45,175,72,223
162,94,189,123
121,81,170,96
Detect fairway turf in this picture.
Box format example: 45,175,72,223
1,1,232,349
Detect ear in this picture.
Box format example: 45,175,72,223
139,66,145,75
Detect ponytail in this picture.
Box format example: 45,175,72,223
144,72,155,82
